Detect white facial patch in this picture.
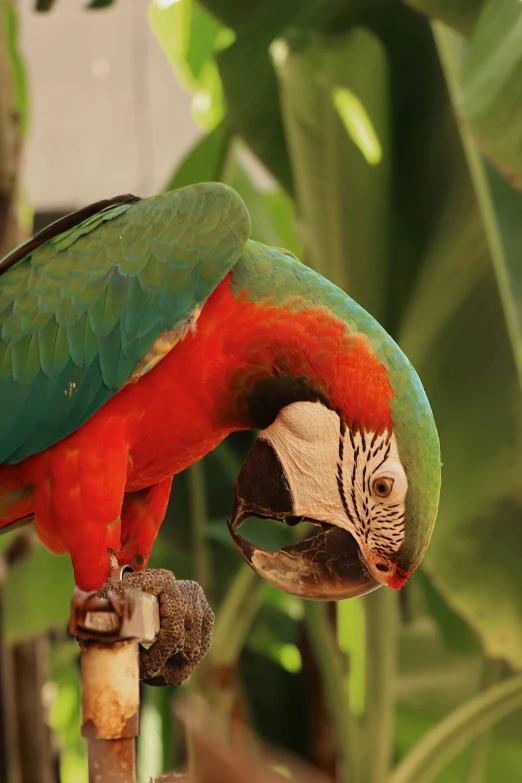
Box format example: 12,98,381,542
338,426,407,556
260,401,407,556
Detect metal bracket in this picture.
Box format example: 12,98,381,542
68,566,160,644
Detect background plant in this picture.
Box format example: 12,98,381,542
1,0,522,781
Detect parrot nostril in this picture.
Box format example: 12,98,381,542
375,562,390,573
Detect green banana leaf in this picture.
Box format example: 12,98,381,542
407,0,522,191
3,545,75,643
402,0,482,35
459,0,522,190
272,27,390,323
150,0,233,129
164,121,231,192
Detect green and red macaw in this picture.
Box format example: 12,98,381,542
0,182,441,603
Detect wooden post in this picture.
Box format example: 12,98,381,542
68,569,159,783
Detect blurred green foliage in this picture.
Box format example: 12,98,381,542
3,0,522,781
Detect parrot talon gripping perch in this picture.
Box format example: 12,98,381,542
70,567,214,686
68,568,214,780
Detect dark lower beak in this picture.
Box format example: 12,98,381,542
228,438,380,600
228,520,380,600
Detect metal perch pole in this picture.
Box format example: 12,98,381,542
68,568,160,783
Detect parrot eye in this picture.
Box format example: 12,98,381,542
372,476,395,499
368,461,408,507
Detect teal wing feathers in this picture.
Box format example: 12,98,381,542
0,183,250,463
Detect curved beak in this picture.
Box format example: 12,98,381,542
227,437,380,600
228,519,380,600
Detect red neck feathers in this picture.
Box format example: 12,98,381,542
178,277,394,432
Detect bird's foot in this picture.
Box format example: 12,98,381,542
97,568,214,686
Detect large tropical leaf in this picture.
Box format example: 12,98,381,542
272,27,390,323
459,0,522,190
223,141,300,257
150,0,232,130
402,0,482,35
400,0,522,676
197,0,368,193
3,544,74,643
406,0,522,191
400,176,522,667
164,121,231,191
398,24,522,671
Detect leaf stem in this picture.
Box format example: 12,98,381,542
364,587,397,783
465,659,503,783
304,601,363,783
191,566,265,722
433,23,522,394
389,674,522,783
201,566,265,671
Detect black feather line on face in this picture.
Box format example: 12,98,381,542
246,375,331,430
350,446,367,532
334,425,407,558
372,444,391,476
337,420,355,526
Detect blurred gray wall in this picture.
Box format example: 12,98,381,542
19,0,201,211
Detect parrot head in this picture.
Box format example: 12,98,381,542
227,245,441,600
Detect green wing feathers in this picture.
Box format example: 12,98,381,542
0,183,250,463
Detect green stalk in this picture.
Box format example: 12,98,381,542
465,659,503,783
363,588,397,783
337,597,366,717
388,674,522,783
190,565,265,723
304,601,364,783
191,565,265,686
433,24,522,395
188,443,264,714
206,565,265,669
188,461,212,596
465,724,490,783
